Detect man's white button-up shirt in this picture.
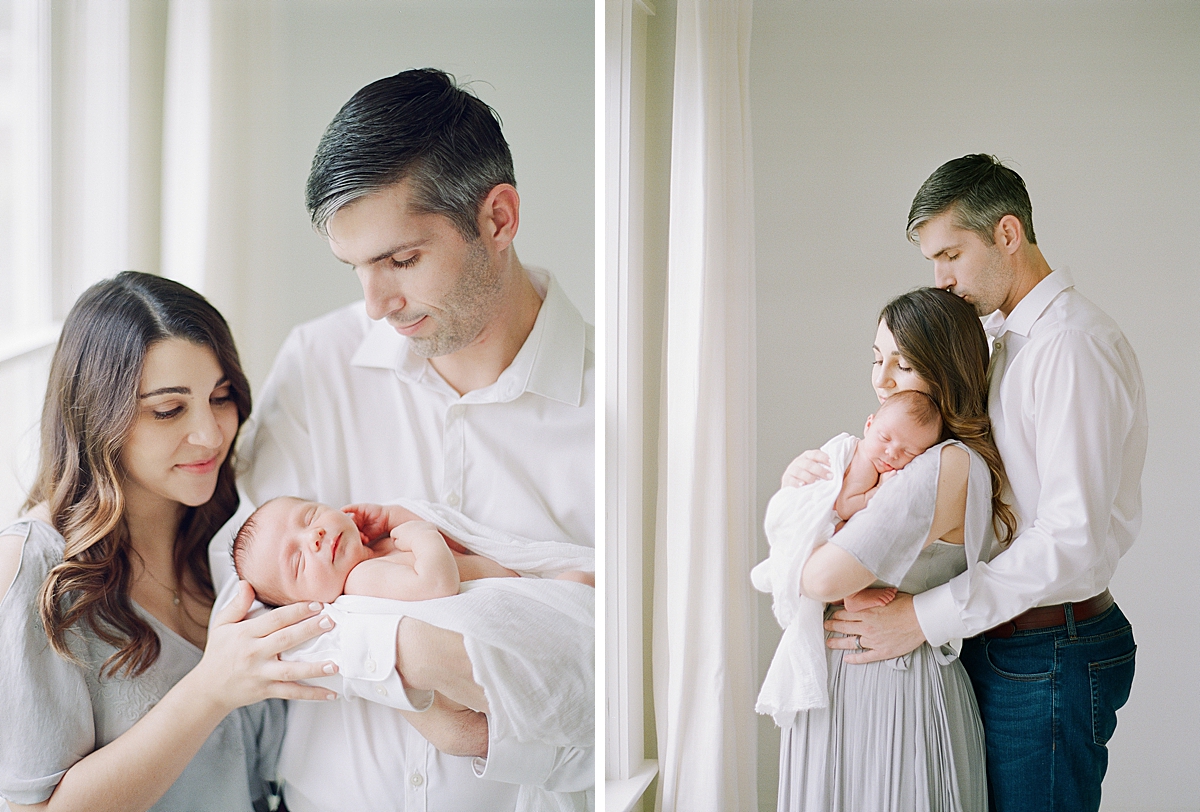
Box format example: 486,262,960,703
230,268,594,812
914,269,1148,646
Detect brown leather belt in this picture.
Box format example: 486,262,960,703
983,590,1114,639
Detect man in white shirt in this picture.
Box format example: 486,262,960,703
218,69,594,811
824,155,1146,811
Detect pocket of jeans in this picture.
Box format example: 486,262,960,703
984,636,1054,681
1090,644,1136,746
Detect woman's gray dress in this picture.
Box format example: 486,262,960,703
777,441,990,812
0,518,284,811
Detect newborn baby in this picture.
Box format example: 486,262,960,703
233,498,592,607
833,389,943,611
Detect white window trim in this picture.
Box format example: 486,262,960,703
0,324,62,366
4,0,53,348
604,0,657,809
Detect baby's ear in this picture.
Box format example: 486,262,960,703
864,413,875,434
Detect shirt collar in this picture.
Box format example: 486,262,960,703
349,267,587,406
983,267,1074,339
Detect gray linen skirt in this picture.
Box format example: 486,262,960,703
777,640,987,812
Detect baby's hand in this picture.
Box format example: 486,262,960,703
841,586,898,612
343,503,426,544
391,520,442,552
879,469,899,484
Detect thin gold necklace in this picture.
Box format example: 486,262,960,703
141,565,182,606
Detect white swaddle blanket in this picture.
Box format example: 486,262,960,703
751,433,857,727
333,499,595,812
380,498,593,747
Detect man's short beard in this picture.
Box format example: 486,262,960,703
405,239,504,358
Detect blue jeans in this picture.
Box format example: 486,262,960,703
960,603,1136,812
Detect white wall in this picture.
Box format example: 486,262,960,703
205,0,595,391
751,2,1199,810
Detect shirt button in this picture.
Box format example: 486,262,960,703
994,340,1003,351
410,772,424,787
375,685,388,697
447,493,460,507
365,659,376,673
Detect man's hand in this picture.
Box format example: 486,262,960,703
781,449,832,487
400,693,489,758
824,592,926,664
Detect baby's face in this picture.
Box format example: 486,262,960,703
860,408,940,475
243,498,370,604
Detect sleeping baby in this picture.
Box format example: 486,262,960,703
827,389,943,611
233,498,592,608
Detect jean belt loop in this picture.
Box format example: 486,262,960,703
1064,600,1078,638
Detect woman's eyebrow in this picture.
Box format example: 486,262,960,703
139,386,190,398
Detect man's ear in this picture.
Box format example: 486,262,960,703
477,184,520,251
994,214,1023,255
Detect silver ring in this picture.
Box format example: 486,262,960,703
855,635,864,651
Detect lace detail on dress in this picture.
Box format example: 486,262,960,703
87,655,174,724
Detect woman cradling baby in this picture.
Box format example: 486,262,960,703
0,272,335,811
771,287,1016,812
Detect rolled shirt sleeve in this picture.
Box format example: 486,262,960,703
474,740,595,792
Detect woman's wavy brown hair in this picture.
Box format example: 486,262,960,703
880,288,1017,545
26,271,251,678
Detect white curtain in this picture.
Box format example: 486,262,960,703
652,1,758,810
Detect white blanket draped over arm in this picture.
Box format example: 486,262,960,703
751,433,857,726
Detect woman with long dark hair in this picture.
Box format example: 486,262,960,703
771,287,1015,811
0,272,334,811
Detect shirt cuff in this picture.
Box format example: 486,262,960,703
282,604,434,713
472,737,556,786
473,739,595,792
912,582,969,649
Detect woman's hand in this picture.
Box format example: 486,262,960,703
189,582,339,713
824,593,927,664
781,449,832,487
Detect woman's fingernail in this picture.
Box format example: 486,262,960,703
319,617,334,630
323,663,337,674
308,602,322,612
325,693,336,701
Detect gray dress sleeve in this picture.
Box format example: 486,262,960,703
0,520,95,806
827,440,947,586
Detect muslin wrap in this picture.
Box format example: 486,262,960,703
751,433,857,726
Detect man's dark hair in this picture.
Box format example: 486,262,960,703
306,68,516,240
906,154,1036,246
